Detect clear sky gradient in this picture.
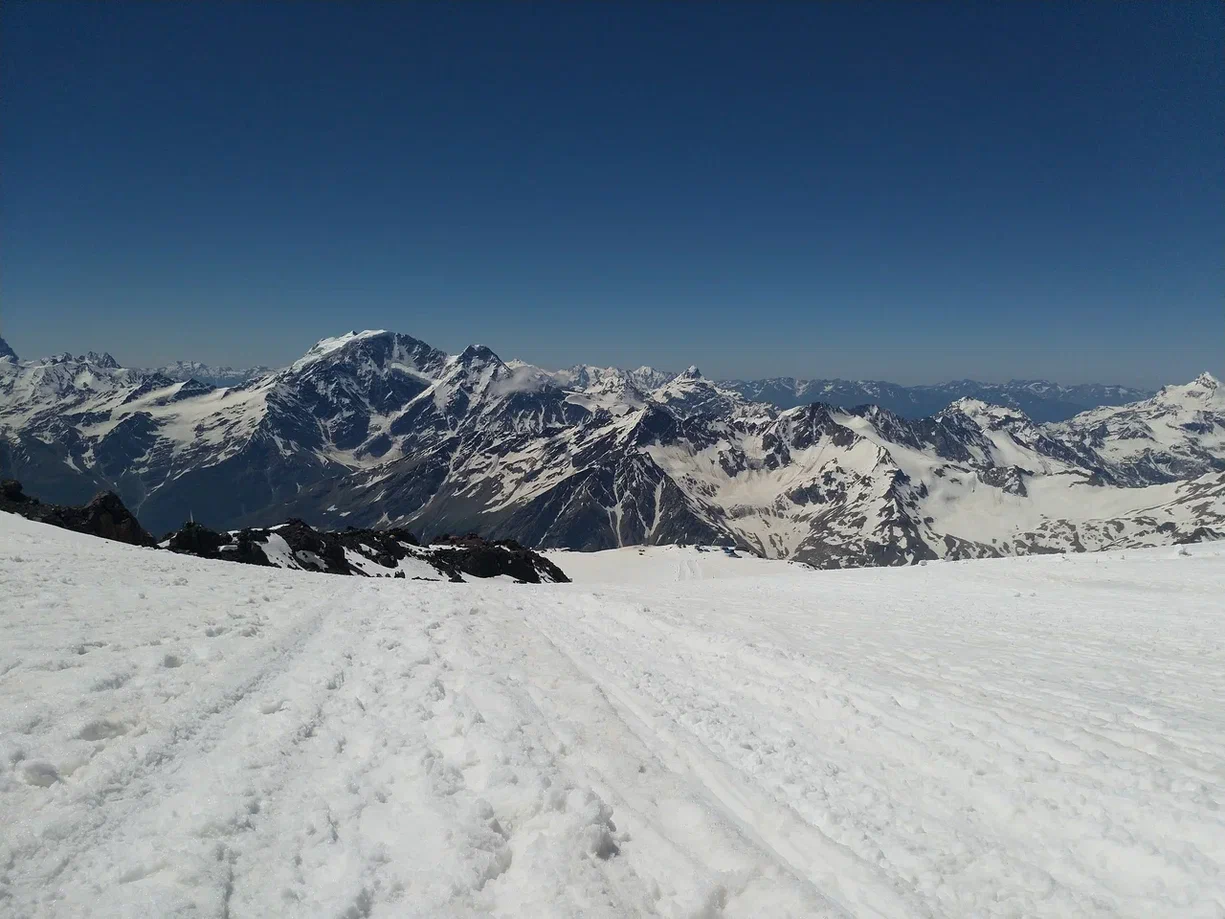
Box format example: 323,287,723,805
3,2,1221,386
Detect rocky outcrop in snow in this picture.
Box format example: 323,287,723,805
0,479,155,547
160,518,569,583
0,480,568,583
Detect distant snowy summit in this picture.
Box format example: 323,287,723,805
0,328,1220,568
152,360,271,388
0,340,267,387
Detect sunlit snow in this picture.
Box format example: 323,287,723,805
2,512,1223,917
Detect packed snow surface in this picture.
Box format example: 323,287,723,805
2,513,1224,918
547,545,816,584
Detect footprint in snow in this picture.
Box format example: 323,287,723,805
90,671,132,692
19,761,60,787
77,719,130,742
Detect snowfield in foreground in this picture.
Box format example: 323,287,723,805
2,513,1224,918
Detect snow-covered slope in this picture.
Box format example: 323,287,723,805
1051,372,1225,485
1,331,1221,568
546,544,814,583
3,512,1224,917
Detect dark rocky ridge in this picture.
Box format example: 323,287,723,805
160,519,569,583
1,479,155,547
2,481,568,583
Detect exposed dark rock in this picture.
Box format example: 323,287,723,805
978,465,1030,497
160,516,566,582
5,478,565,582
1175,526,1225,545
431,534,570,583
1,479,155,547
85,351,120,369
165,520,229,557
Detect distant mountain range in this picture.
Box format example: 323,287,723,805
1,331,1221,567
715,377,1153,422
0,337,1153,420
150,360,273,388
0,342,269,388
510,359,1153,422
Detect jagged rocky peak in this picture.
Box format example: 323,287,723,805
629,366,673,387
677,364,703,380
457,343,503,366
85,351,120,369
551,363,675,393
0,336,18,362
1152,372,1225,409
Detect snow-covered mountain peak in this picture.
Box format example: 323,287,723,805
642,373,774,425
545,364,677,394
287,331,451,388
0,337,19,363
938,397,1033,428
939,396,992,415
1189,372,1221,396
1151,373,1225,411
290,329,392,371
678,365,703,380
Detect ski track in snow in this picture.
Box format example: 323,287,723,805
1,514,1224,917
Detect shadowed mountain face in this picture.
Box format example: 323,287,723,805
2,331,1222,567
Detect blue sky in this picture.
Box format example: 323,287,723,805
3,3,1221,386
